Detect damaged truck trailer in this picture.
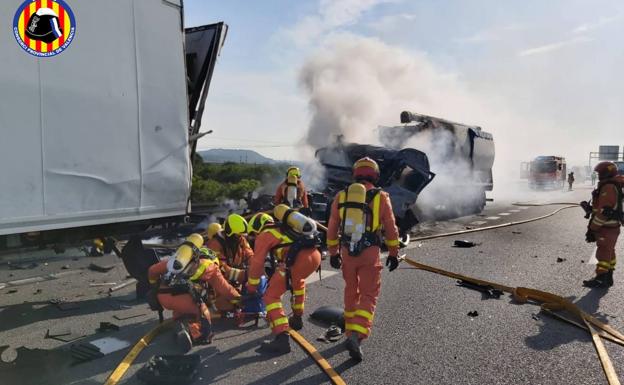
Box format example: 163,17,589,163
0,0,226,259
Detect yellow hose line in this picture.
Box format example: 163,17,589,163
540,308,624,346
411,205,578,242
289,329,346,385
404,257,622,385
103,320,173,385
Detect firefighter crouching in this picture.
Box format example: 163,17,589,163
246,205,321,354
327,157,401,362
582,161,623,288
147,234,241,351
274,166,309,211
205,214,254,311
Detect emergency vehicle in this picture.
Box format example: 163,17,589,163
528,156,567,189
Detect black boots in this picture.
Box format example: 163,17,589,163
289,315,303,331
583,270,614,288
175,322,193,353
260,332,291,355
344,334,363,362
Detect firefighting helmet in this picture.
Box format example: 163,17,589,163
224,214,248,237
353,157,380,182
287,166,301,178
249,213,274,233
594,161,618,180
167,233,204,274
205,223,222,240
26,8,64,44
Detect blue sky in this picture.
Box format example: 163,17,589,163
187,0,624,166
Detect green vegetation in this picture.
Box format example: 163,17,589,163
191,155,287,203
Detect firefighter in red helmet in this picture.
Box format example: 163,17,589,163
583,161,623,288
326,157,401,362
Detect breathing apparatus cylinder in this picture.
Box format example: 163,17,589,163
286,175,298,207
343,183,367,252
274,204,317,236
167,233,204,274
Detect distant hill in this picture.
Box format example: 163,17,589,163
197,149,277,164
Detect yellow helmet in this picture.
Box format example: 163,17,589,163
287,166,301,178
224,214,248,237
353,157,380,182
205,223,222,240
249,213,274,233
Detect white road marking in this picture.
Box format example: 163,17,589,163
498,213,511,216
485,216,500,220
509,209,520,213
469,221,487,225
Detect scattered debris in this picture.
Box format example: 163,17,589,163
109,278,137,293
89,282,117,287
137,355,201,384
581,260,585,263
113,310,147,320
453,240,477,248
34,288,42,295
8,262,38,270
50,298,80,311
98,322,120,332
533,255,539,258
467,311,479,317
316,325,344,343
457,280,503,299
61,265,70,270
45,327,72,339
71,337,131,362
7,289,18,294
556,257,567,263
0,283,6,290
310,305,345,328
532,314,540,321
88,263,115,273
71,343,104,362
512,231,522,235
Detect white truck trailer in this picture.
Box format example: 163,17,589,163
0,0,226,250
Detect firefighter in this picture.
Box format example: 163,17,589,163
248,212,274,249
246,205,321,354
274,166,309,210
205,222,222,241
326,157,401,362
583,161,622,288
568,172,575,191
147,234,240,351
205,214,254,286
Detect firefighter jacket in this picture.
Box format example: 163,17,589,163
589,180,621,231
206,234,253,283
274,179,309,208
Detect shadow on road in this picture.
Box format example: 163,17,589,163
524,288,610,351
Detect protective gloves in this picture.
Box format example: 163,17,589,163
330,254,342,269
386,255,400,272
585,230,596,243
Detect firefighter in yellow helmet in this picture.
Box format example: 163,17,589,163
205,223,222,241
274,166,309,209
248,213,275,248
326,157,400,362
205,214,254,310
147,234,240,351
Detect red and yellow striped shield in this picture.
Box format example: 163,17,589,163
13,0,76,57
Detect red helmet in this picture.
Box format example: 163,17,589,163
594,161,618,180
353,157,380,182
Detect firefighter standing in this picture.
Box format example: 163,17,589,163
568,172,575,191
326,157,401,362
583,161,623,288
147,234,240,351
274,166,309,209
246,205,321,354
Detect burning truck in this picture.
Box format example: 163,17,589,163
311,111,495,237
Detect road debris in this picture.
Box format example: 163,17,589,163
89,282,117,287
467,311,479,317
310,305,345,328
109,278,137,293
88,263,116,273
34,288,42,295
532,314,540,321
7,288,18,294
72,337,131,362
8,261,38,270
61,265,70,270
98,322,120,332
556,257,567,263
50,298,80,311
45,327,71,339
453,240,478,248
457,280,503,299
137,354,200,384
316,325,344,343
113,310,147,320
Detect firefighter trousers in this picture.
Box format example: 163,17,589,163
595,226,620,274
341,245,382,340
264,249,321,335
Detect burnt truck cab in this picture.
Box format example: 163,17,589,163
314,143,435,236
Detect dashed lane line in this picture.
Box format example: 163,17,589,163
498,213,511,216
469,221,487,226
485,216,500,220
